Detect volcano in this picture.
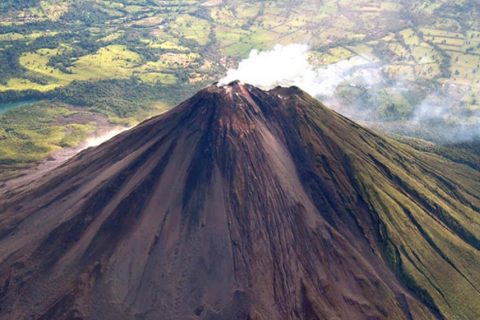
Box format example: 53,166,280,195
0,82,479,320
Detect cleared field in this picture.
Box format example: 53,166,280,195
73,45,142,79
0,45,144,92
0,77,60,92
0,31,58,42
169,14,211,46
0,44,201,92
137,72,177,85
0,104,96,164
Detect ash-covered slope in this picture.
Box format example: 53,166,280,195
0,82,479,320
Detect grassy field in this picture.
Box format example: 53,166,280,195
0,104,94,164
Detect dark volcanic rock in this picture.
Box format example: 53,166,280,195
0,82,479,320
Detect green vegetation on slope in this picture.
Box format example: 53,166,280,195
297,93,480,320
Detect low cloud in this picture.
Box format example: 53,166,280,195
83,127,130,149
219,44,377,97
220,44,480,143
219,44,317,92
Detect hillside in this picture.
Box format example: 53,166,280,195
0,82,479,319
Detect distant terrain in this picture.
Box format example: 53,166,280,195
0,0,479,169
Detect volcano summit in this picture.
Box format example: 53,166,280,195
0,82,479,320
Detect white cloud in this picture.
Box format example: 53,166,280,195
219,44,316,91
218,43,377,98
83,127,130,149
218,44,480,142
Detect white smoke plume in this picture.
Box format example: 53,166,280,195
219,44,480,143
219,44,317,92
83,127,130,149
219,44,377,97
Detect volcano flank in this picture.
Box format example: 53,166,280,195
0,82,479,320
